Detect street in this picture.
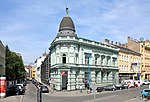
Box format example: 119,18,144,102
3,82,148,102
1,82,150,102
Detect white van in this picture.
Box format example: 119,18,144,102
122,80,134,88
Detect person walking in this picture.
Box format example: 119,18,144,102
79,84,82,93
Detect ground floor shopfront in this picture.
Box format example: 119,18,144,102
119,73,141,83
50,64,119,91
141,72,150,80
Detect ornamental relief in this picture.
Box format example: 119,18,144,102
57,43,71,48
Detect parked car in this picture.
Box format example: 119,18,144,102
41,85,49,93
115,84,125,90
7,85,24,95
143,80,150,85
103,84,116,91
96,87,104,92
134,80,142,87
16,84,25,93
122,83,128,89
141,89,150,100
122,80,134,88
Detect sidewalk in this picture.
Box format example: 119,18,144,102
45,89,96,97
0,95,23,102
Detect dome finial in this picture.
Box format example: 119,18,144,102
66,6,69,16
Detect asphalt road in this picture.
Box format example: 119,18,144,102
22,82,148,102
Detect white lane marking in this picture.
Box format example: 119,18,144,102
82,95,118,102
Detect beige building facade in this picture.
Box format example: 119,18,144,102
126,37,150,80
104,39,141,82
117,46,141,81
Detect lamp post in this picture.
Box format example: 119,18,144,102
88,53,91,88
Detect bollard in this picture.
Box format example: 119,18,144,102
37,87,42,102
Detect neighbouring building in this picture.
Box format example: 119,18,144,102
126,37,150,80
41,53,50,84
104,39,141,82
49,8,119,91
34,53,46,82
0,40,5,77
0,40,6,98
32,67,35,79
24,65,32,80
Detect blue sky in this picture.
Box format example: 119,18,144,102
0,0,150,64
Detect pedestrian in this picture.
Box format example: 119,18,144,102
79,84,82,93
87,83,90,94
49,78,51,86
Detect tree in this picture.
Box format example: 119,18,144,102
5,45,25,82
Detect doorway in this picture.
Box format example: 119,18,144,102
62,71,68,90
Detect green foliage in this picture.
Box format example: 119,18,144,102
5,45,25,81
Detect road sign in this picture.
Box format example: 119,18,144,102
61,71,65,76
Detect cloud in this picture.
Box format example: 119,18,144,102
0,0,150,63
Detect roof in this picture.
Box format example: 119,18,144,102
59,16,75,32
114,45,141,55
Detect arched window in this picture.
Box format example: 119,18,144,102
62,54,66,64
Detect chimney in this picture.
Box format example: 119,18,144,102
111,41,113,44
105,39,110,43
115,42,118,45
128,36,130,40
119,42,121,46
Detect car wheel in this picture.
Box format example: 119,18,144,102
113,88,115,91
120,87,122,90
142,95,145,99
16,92,19,95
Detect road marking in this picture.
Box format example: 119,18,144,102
82,95,118,102
20,95,24,102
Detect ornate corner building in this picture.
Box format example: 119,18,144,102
49,9,119,91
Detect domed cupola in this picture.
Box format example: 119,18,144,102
59,16,75,32
57,7,77,37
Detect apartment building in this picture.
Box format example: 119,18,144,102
126,37,150,80
104,39,141,82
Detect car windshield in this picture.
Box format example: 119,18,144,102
145,90,150,92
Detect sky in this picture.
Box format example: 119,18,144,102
0,0,150,64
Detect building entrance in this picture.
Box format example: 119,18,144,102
61,71,68,90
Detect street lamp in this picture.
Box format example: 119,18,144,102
88,53,92,86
